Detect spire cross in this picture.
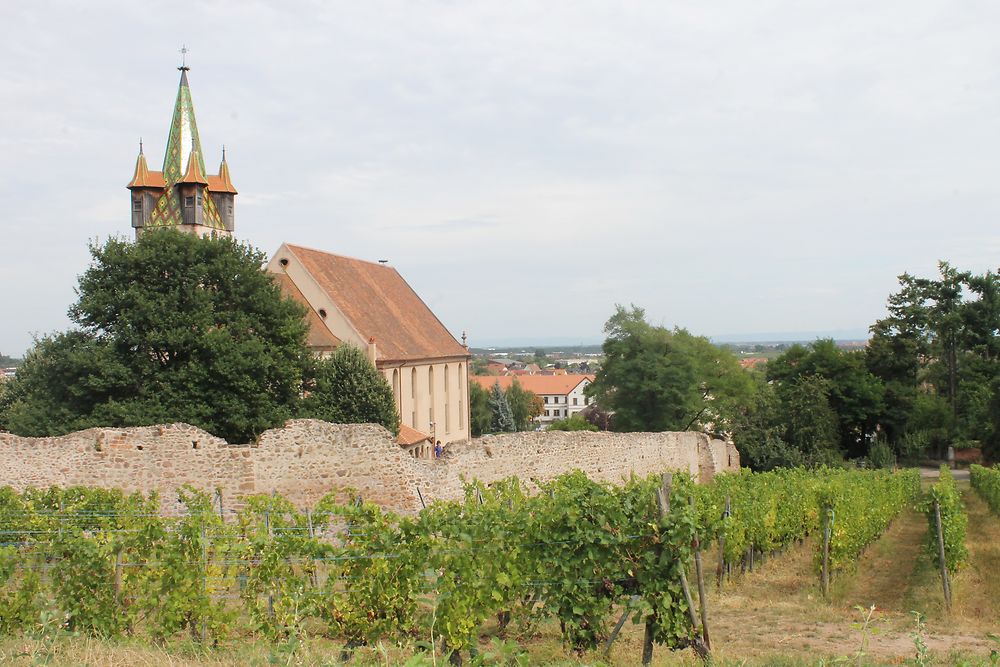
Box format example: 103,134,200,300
222,144,226,161
139,137,143,155
179,45,190,71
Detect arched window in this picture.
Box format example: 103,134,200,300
428,366,435,425
444,364,451,433
411,367,418,427
458,363,465,430
392,369,400,400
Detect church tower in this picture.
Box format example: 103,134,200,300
127,63,237,238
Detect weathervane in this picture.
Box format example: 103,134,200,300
179,45,190,71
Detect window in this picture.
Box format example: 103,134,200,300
444,365,450,433
573,397,578,405
196,194,202,205
184,196,194,208
392,369,400,400
458,364,464,430
132,199,142,212
544,396,549,404
585,396,590,405
227,204,233,215
545,410,550,417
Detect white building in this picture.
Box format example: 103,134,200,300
470,375,595,425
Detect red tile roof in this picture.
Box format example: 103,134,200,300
470,374,594,396
285,244,469,362
179,150,209,185
397,424,432,446
127,153,161,189
129,168,235,194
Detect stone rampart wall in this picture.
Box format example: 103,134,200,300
0,420,739,513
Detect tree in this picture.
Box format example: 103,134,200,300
867,263,1000,455
488,381,515,433
1,230,311,443
729,375,804,471
777,376,842,466
469,382,492,437
505,379,543,431
767,339,884,457
299,345,399,434
586,305,754,433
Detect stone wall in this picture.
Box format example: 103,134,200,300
0,420,739,513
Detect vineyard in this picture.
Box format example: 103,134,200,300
1,464,999,666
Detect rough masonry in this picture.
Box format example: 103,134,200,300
0,420,739,514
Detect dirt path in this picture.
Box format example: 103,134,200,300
950,488,1000,631
673,506,999,664
835,506,926,615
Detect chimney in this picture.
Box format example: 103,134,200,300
367,336,377,364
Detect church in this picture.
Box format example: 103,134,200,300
128,65,471,449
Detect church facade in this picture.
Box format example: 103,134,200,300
127,66,236,238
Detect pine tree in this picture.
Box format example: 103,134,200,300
488,381,515,433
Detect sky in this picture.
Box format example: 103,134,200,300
2,1,999,356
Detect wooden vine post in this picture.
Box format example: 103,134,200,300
821,505,832,597
265,508,275,617
689,496,711,652
933,500,952,610
642,473,673,666
716,495,730,588
642,473,709,665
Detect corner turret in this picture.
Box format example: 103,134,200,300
127,141,165,230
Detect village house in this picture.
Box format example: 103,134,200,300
471,374,595,425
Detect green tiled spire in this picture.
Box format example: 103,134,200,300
146,67,224,231
162,68,206,187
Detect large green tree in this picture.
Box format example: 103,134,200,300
1,230,311,442
767,339,884,457
867,263,1000,459
586,305,754,433
299,345,399,434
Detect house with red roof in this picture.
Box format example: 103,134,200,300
471,374,595,425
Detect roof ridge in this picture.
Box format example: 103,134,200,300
285,243,397,270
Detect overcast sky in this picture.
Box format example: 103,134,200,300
2,1,999,355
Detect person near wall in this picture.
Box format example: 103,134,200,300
435,440,443,458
